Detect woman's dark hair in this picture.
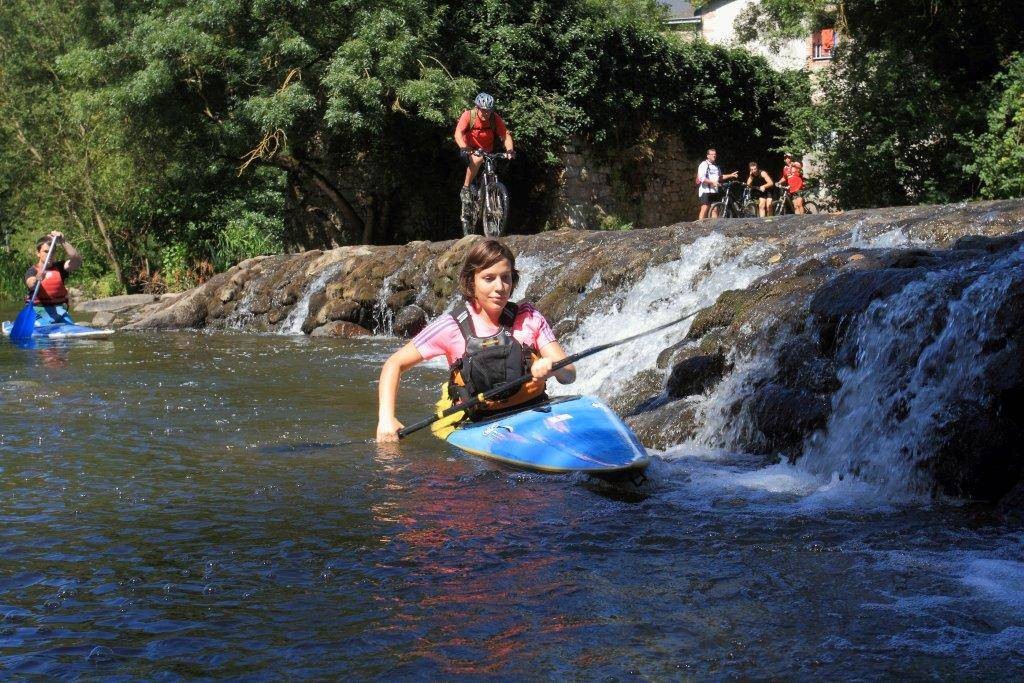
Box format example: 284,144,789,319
36,235,54,250
458,238,519,300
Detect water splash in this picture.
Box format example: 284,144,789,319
557,233,769,399
372,271,401,336
278,262,345,335
799,244,1024,496
224,271,268,331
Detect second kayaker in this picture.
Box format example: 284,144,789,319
25,231,82,326
376,238,576,442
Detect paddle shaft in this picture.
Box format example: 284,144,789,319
396,308,699,438
28,238,59,304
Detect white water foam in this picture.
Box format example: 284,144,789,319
798,244,1024,497
278,262,345,335
372,271,402,337
554,233,770,399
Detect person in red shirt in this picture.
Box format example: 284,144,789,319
778,154,806,215
24,231,82,325
454,93,515,220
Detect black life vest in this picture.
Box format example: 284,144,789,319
447,301,547,415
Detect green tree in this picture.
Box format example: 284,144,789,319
738,0,1024,208
967,53,1024,199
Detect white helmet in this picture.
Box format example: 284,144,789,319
474,92,495,111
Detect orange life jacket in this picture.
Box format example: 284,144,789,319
29,264,69,306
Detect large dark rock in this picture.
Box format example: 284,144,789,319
746,384,831,457
310,321,372,338
393,305,428,337
666,353,726,398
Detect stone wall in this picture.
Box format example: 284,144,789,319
554,132,701,230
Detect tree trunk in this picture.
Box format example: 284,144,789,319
268,154,365,240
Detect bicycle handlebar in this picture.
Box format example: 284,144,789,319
472,149,513,160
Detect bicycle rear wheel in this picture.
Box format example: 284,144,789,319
709,201,727,219
482,180,509,237
803,200,819,215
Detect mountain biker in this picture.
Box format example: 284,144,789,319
696,148,738,220
745,161,774,217
454,93,515,224
778,155,806,214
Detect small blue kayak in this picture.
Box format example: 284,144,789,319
444,395,650,476
3,321,114,339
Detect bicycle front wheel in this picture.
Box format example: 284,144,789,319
482,180,509,237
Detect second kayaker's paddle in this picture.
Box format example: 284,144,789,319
397,307,701,439
9,236,59,341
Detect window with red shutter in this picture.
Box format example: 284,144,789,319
811,28,835,60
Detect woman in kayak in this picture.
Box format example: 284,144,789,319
376,239,576,442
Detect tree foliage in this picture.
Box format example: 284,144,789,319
1,0,794,297
967,53,1024,199
742,0,1024,208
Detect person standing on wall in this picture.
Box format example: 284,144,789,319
454,93,515,227
778,154,806,214
696,148,738,220
745,161,775,217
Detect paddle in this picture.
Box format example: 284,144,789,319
396,307,701,439
8,236,59,341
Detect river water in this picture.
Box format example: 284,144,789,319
1,304,1022,678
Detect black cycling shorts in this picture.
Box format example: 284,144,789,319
699,192,720,206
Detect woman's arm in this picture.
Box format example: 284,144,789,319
376,341,425,442
532,341,576,385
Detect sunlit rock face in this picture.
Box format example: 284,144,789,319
115,199,1024,504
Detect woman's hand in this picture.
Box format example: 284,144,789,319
376,416,405,443
530,357,555,380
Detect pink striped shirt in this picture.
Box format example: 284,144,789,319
413,301,557,366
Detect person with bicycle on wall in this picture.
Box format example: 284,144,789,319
745,161,774,217
696,148,738,220
777,153,807,215
455,93,515,227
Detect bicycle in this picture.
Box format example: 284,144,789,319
772,184,819,216
710,181,759,219
462,150,511,237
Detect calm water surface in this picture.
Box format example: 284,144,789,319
1,305,1022,678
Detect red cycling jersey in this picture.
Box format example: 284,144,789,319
781,165,804,193
455,110,508,152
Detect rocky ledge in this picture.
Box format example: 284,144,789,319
87,199,1024,506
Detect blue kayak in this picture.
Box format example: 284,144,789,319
444,395,650,476
3,321,114,339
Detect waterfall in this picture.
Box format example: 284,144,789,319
555,233,770,399
372,271,401,336
278,262,345,335
798,244,1024,495
224,272,268,331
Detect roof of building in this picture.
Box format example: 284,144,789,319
660,0,698,22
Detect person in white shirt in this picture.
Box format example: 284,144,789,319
695,148,738,220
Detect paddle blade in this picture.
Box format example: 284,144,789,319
8,304,36,340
